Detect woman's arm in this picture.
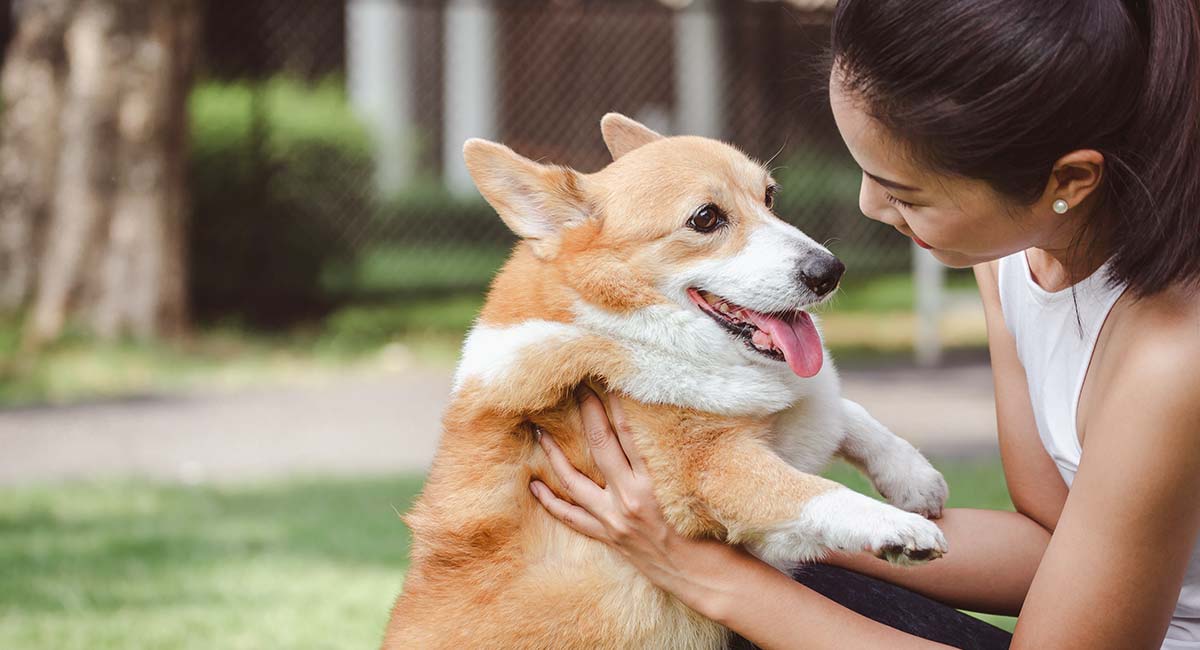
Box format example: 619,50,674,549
530,389,951,649
1009,304,1200,648
650,533,954,650
824,262,1061,614
827,507,1048,615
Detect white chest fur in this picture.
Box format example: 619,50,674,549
454,302,842,423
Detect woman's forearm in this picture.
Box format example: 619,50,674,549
826,507,1050,615
664,536,950,650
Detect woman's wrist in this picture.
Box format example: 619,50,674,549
658,534,768,625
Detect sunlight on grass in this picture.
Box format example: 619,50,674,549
0,476,423,649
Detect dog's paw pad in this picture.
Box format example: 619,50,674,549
876,543,943,566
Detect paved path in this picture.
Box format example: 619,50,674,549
0,362,998,485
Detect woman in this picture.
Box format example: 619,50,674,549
527,0,1200,648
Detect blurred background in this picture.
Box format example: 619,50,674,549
0,0,1010,647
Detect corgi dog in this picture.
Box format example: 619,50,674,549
383,114,949,649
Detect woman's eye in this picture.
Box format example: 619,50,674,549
687,204,727,233
886,193,915,210
765,185,779,210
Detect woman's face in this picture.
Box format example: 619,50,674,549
829,76,1047,268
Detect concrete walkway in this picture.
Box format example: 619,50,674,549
0,362,998,486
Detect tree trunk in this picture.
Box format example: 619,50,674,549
0,0,76,312
0,0,197,345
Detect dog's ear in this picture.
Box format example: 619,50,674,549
463,139,590,260
600,113,663,160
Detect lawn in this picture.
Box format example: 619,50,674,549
0,458,1015,649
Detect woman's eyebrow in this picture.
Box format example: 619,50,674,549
864,170,921,193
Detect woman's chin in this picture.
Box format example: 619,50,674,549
929,248,982,268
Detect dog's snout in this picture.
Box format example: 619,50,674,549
796,254,845,297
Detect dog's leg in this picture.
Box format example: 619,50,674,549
837,398,949,518
691,435,947,572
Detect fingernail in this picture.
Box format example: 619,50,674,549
529,481,542,497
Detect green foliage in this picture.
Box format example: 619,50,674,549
188,77,373,324
370,178,511,248
320,244,512,296
316,294,484,355
772,157,863,216
822,271,978,313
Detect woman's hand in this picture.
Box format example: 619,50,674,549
527,387,958,649
528,386,727,600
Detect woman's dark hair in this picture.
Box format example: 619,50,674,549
831,0,1200,297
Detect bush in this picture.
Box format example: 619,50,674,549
188,77,374,325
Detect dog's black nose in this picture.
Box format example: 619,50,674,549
796,254,845,297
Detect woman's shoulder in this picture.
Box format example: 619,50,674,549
1119,283,1200,346
1106,283,1200,403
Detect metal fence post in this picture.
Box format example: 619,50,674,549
913,242,945,367
443,0,497,197
347,0,414,196
674,0,723,139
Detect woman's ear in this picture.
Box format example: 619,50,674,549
1046,149,1105,212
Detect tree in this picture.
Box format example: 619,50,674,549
0,0,198,347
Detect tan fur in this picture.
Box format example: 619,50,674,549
383,117,838,649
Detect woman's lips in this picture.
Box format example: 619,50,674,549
912,235,932,250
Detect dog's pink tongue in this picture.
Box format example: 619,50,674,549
750,310,824,377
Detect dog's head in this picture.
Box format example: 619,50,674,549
464,114,843,379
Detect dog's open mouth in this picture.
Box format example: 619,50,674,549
687,288,824,378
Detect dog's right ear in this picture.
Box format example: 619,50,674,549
600,113,663,160
463,139,590,260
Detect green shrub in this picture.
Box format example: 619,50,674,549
188,77,373,324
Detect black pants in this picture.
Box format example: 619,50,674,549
727,564,1013,650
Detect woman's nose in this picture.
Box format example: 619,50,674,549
858,174,903,228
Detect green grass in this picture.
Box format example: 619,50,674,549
0,476,424,649
0,459,1014,648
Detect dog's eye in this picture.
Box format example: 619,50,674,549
687,204,726,233
765,185,779,210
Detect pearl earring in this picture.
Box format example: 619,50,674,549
1053,199,1069,214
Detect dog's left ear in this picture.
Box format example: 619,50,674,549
601,113,663,160
463,138,591,260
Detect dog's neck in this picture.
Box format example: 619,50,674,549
569,299,816,415
454,302,820,418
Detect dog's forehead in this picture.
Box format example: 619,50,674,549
597,136,769,200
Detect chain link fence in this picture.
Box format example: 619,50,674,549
189,0,912,324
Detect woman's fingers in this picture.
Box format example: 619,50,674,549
530,480,608,540
603,392,647,475
537,428,606,508
577,386,634,480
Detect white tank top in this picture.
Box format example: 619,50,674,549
998,251,1200,649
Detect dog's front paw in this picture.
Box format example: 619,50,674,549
873,454,949,519
883,462,945,520
802,488,947,566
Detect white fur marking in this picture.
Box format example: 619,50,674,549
750,488,947,572
453,321,582,393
